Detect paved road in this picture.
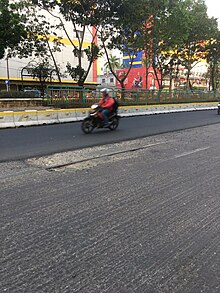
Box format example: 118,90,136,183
0,110,220,162
1,123,220,292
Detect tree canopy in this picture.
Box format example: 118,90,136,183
140,0,219,90
4,0,220,90
0,0,26,59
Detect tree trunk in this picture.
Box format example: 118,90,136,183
169,73,173,95
146,65,149,90
77,79,85,104
211,64,216,91
153,66,162,90
119,81,126,102
46,38,62,83
186,68,191,91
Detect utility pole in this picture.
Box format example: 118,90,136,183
6,57,10,91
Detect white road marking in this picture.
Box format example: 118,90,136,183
174,147,210,159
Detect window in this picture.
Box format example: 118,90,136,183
102,79,105,83
110,78,114,83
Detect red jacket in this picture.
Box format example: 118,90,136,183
99,96,115,110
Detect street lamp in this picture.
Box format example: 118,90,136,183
6,57,10,91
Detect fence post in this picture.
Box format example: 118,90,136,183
82,89,86,107
189,90,192,103
146,90,148,104
136,91,139,104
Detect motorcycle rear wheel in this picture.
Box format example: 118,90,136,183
109,117,119,131
81,119,94,134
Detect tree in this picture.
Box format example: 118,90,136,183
205,33,220,91
104,54,120,72
143,0,189,91
12,0,113,89
141,0,219,92
0,0,26,59
31,0,112,88
173,0,219,90
24,59,56,95
99,0,151,91
10,1,67,83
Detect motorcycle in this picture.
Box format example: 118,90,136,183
218,101,220,115
81,103,120,134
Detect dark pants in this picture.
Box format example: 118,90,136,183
100,108,111,124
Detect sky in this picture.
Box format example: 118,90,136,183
205,0,220,28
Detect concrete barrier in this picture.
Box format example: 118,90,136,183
118,107,129,117
119,107,136,117
119,106,153,117
145,107,154,115
0,102,218,129
168,105,183,113
194,103,206,111
14,110,38,127
37,109,59,125
58,109,78,123
127,107,140,116
0,111,15,128
151,105,170,114
194,103,217,110
75,108,89,121
185,103,196,111
134,107,149,116
170,103,192,112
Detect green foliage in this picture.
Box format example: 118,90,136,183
5,0,220,91
142,0,219,90
24,59,58,93
18,0,110,87
205,34,220,90
104,54,120,72
0,0,26,59
66,63,87,82
10,1,58,59
99,0,151,89
84,44,101,62
25,60,54,81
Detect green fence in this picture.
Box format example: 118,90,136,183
43,87,219,108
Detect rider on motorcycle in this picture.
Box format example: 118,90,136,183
99,88,115,127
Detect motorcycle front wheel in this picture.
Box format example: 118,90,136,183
109,117,119,131
81,118,94,134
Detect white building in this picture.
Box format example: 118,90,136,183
0,4,97,91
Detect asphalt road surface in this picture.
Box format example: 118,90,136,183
0,109,220,162
1,121,220,292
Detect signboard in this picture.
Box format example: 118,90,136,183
116,67,160,90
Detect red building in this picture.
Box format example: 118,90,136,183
116,67,160,90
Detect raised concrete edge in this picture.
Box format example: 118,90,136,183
0,102,217,129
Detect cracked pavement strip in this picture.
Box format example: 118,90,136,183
26,136,173,171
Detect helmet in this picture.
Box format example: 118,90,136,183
100,88,110,94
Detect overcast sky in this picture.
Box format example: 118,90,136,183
205,0,220,27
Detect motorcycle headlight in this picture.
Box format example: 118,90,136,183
91,104,99,109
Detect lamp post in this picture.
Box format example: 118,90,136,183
6,57,10,91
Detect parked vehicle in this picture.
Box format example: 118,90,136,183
23,89,51,98
218,101,220,115
81,103,120,134
23,89,41,97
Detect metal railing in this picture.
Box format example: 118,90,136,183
43,87,219,108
